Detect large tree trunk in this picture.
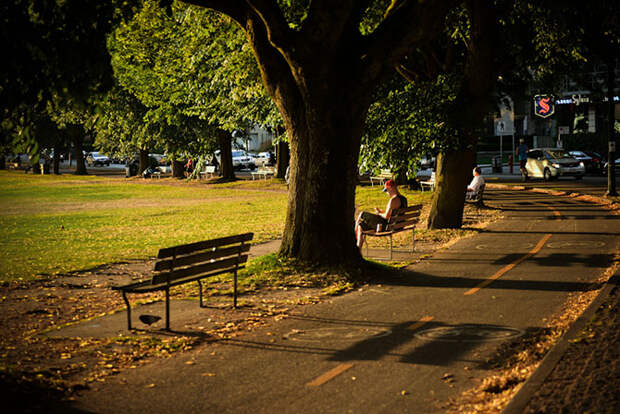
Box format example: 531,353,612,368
427,0,498,228
138,149,149,175
275,137,289,179
70,126,87,175
427,149,476,228
217,129,235,179
199,0,457,266
171,160,185,178
277,92,368,264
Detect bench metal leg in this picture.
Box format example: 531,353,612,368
165,287,170,331
197,280,204,307
233,270,238,308
121,291,132,330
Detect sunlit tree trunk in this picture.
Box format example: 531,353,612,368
217,129,235,179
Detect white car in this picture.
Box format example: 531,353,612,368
524,148,585,181
231,150,256,170
252,152,272,167
86,152,110,167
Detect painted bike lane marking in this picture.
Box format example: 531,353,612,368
464,207,561,296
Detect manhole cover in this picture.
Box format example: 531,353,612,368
415,325,524,342
284,327,392,342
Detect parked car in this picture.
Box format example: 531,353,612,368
86,152,110,167
524,148,585,181
252,151,274,167
231,150,256,170
568,151,593,172
584,151,605,174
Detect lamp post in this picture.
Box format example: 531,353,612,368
605,59,617,197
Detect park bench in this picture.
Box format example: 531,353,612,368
112,233,253,330
251,166,275,180
361,204,422,260
370,169,392,186
199,165,217,179
419,171,435,191
465,183,485,206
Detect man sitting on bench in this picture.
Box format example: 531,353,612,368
355,179,408,250
466,166,485,199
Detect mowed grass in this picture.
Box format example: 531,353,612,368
0,171,287,281
0,171,433,282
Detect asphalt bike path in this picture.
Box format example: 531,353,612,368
72,188,618,413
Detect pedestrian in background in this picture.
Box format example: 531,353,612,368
516,138,528,181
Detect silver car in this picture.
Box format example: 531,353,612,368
525,148,585,181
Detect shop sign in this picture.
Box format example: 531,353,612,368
534,95,554,118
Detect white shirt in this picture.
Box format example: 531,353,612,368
468,175,484,193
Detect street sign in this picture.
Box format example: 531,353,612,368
534,95,555,118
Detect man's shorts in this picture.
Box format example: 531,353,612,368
519,159,526,169
358,211,387,231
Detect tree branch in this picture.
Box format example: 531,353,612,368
361,0,459,84
246,0,296,54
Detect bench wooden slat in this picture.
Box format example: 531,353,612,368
154,244,251,271
157,233,253,258
113,265,247,293
152,254,249,284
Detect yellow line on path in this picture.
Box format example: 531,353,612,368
464,207,562,296
407,315,435,330
307,363,354,387
464,233,552,296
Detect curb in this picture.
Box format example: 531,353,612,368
501,270,620,414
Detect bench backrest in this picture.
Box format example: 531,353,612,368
387,205,422,232
205,165,216,173
151,233,253,285
380,168,392,177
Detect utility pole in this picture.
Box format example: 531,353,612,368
605,59,617,197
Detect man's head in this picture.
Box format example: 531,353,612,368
520,138,525,144
383,179,397,194
473,166,482,176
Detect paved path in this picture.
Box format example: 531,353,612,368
70,187,618,413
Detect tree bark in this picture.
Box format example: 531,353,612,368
217,129,235,179
138,149,149,175
427,149,476,228
70,126,87,175
171,160,185,178
275,133,289,179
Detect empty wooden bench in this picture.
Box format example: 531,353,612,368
112,233,253,330
419,171,435,191
251,166,275,180
370,169,392,186
362,205,422,260
199,165,217,179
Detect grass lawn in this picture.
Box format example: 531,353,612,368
0,171,433,282
0,172,288,281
